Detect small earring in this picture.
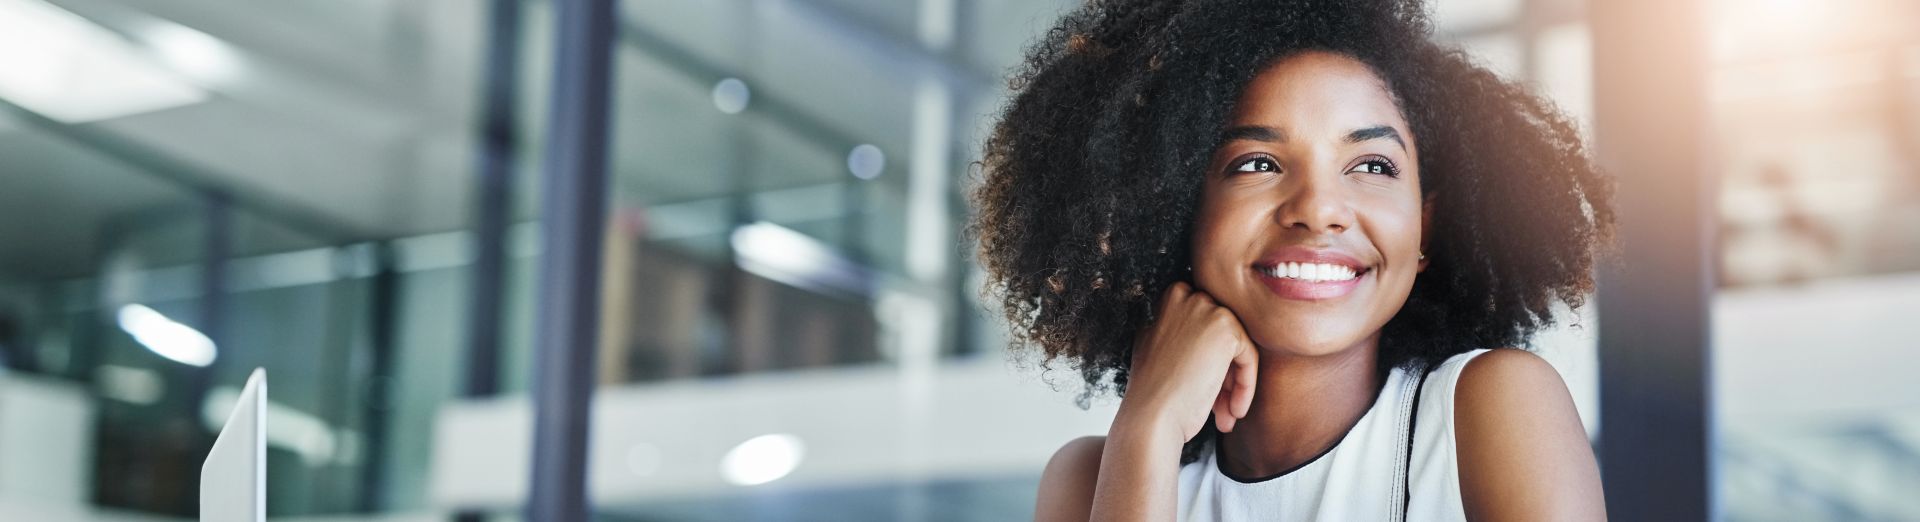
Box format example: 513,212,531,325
1418,253,1426,261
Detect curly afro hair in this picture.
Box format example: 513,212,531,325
970,0,1615,457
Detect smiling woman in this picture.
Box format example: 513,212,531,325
970,0,1613,520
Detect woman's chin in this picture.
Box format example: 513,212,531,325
1250,335,1367,360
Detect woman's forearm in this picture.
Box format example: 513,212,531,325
1090,409,1188,521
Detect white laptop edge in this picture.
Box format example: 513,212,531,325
200,368,265,522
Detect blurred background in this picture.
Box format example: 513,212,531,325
0,0,1913,520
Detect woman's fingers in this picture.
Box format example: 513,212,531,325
1212,384,1237,433
1159,281,1191,310
1125,281,1260,441
1228,339,1258,419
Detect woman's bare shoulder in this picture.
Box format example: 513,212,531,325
1453,348,1606,520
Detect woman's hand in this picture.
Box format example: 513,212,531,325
1073,282,1261,522
1116,281,1261,443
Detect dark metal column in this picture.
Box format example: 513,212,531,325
465,0,521,401
358,244,401,512
189,191,232,413
455,2,521,519
1591,0,1716,519
526,0,616,519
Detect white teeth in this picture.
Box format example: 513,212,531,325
1262,262,1359,282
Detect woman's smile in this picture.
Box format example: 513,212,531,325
1249,247,1371,300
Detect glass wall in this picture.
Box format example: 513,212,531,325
0,0,493,517
0,111,397,516
0,103,213,517
512,1,1079,519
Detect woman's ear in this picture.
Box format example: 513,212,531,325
1418,194,1435,273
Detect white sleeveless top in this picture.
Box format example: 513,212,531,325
1175,349,1491,521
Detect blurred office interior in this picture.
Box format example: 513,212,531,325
0,0,1915,520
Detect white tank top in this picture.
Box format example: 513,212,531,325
1175,349,1490,521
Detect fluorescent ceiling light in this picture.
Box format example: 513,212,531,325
116,303,217,367
730,221,872,296
720,434,805,486
0,0,207,123
140,20,243,86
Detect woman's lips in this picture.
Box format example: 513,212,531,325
1250,247,1370,300
1251,264,1367,300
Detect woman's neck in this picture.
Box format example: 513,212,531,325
1215,334,1383,480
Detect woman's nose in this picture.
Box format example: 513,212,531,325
1273,171,1354,233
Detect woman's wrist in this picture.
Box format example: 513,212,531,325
1109,402,1188,451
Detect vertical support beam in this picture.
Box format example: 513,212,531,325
947,0,980,358
893,1,957,519
201,191,231,353
190,191,232,411
177,191,232,516
454,4,521,519
358,244,400,512
464,0,521,401
314,249,359,509
526,0,615,520
1591,0,1716,520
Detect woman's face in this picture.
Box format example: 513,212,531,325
1191,51,1428,357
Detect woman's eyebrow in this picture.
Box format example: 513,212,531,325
1345,125,1405,150
1220,124,1403,151
1221,125,1285,143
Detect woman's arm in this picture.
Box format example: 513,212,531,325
1092,411,1189,520
1032,414,1191,522
1455,349,1607,521
1034,282,1259,521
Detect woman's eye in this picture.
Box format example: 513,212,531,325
1234,157,1278,173
1351,159,1398,176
